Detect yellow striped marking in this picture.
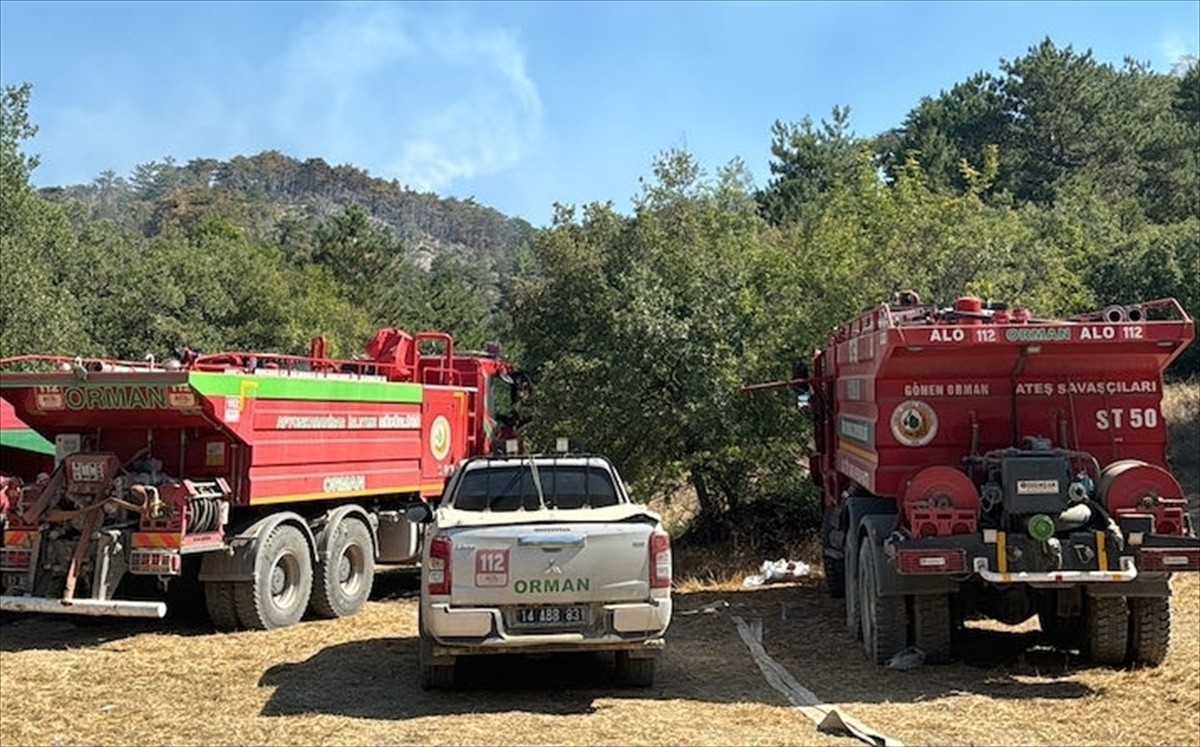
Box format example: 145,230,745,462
238,379,259,408
1095,531,1108,572
997,531,1008,575
249,484,442,506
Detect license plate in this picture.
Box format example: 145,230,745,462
515,605,587,626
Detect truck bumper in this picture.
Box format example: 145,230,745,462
431,635,666,659
887,528,1200,588
425,599,671,655
0,595,166,618
971,554,1138,584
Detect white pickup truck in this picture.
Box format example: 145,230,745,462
406,453,673,690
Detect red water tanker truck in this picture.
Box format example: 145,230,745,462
0,329,529,629
759,293,1198,667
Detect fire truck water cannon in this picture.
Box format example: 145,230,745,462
743,291,1198,668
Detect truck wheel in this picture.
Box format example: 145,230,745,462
845,538,860,639
823,553,846,599
910,593,953,664
234,524,313,631
821,510,846,599
858,540,906,665
1085,593,1128,665
204,581,240,632
418,619,457,690
310,518,375,619
615,651,656,687
1127,596,1170,666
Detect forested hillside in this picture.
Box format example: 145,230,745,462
2,38,1197,534
40,151,536,271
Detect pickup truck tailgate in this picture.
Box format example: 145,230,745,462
446,521,655,606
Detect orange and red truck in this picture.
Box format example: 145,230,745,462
0,329,528,629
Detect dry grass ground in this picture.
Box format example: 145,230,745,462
1164,379,1200,530
1,566,1197,747
1164,379,1199,494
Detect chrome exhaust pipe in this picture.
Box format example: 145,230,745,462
0,595,167,618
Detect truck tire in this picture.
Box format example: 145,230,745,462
823,553,846,599
310,518,375,619
858,541,906,665
234,524,313,631
910,593,953,664
418,612,456,690
1127,596,1170,666
204,581,240,632
615,651,656,687
845,538,860,639
1085,593,1128,665
821,509,846,599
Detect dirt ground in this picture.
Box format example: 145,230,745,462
1,568,1197,747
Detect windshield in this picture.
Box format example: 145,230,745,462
450,464,620,512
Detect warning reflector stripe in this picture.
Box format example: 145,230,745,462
3,531,32,547
131,532,182,549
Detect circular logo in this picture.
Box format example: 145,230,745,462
430,415,452,461
890,400,938,447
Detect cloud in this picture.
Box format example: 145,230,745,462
1159,31,1198,70
269,4,543,191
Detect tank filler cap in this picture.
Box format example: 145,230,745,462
953,296,983,314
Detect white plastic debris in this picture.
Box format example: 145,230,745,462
742,558,812,587
886,646,926,671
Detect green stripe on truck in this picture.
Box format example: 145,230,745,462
188,372,424,403
0,429,55,455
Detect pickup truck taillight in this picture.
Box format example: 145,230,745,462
650,531,672,589
428,536,452,595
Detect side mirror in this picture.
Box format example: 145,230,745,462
791,361,811,409
510,371,533,404
791,361,811,394
405,502,434,524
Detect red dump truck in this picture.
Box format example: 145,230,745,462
0,329,528,629
784,293,1197,667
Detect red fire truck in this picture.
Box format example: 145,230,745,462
0,329,529,630
780,294,1198,666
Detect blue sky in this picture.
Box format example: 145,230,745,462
1,1,1197,227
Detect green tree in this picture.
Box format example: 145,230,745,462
312,204,408,310
877,72,1008,195
514,151,817,536
758,106,864,225
0,83,91,356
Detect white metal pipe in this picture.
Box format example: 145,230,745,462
0,595,166,618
